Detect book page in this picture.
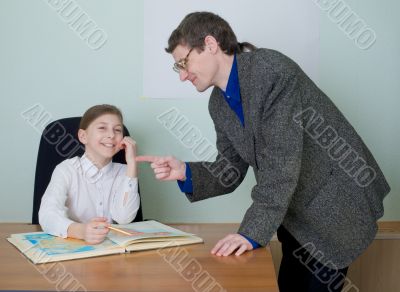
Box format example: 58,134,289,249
7,221,204,263
8,232,124,264
108,220,195,247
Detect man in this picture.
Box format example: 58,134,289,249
137,12,390,292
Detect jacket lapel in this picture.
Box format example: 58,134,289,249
235,53,257,168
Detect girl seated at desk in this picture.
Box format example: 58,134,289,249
39,104,140,244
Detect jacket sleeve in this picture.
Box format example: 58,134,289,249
238,73,304,246
186,125,250,202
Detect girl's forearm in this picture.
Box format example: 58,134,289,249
67,222,85,239
126,163,137,178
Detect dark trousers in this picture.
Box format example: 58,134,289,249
277,226,349,292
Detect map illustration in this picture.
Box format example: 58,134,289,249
23,233,116,255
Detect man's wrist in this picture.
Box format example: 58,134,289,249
177,162,193,194
239,233,261,249
179,162,186,181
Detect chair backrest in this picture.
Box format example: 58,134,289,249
32,117,143,224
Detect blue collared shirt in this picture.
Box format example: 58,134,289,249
221,53,245,126
177,162,193,194
177,54,260,249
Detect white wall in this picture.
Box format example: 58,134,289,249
0,0,398,223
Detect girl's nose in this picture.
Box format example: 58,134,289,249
107,130,115,138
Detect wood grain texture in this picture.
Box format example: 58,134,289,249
0,223,278,292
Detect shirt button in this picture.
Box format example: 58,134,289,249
99,202,103,206
227,96,230,98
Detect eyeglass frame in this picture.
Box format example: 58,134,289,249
173,48,194,73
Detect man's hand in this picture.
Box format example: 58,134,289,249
211,233,253,256
136,155,186,181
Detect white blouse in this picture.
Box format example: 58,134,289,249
39,154,140,238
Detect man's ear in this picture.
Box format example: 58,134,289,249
204,35,219,54
78,129,87,145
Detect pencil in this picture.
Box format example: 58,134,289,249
108,226,132,236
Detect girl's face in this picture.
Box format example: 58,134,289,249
78,114,124,166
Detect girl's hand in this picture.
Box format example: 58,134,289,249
119,137,137,177
83,217,110,244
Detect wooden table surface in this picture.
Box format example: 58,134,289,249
0,223,278,292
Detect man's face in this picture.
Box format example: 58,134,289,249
172,45,218,92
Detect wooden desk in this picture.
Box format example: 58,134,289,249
0,223,278,292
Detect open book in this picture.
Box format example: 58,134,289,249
7,220,203,264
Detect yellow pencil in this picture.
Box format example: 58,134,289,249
108,226,131,236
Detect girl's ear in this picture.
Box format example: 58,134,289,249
78,129,87,144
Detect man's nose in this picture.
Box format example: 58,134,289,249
179,70,189,81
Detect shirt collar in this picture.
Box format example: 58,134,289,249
79,154,113,183
222,53,241,103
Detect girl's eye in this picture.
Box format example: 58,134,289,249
115,129,122,133
98,127,105,130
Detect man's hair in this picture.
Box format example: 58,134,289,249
79,104,123,130
165,11,256,55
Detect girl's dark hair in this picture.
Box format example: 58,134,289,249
165,12,256,55
79,104,123,130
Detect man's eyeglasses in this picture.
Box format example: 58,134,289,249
173,48,194,73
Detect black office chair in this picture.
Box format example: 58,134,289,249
32,117,143,224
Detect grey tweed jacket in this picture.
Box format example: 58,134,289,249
187,48,390,268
